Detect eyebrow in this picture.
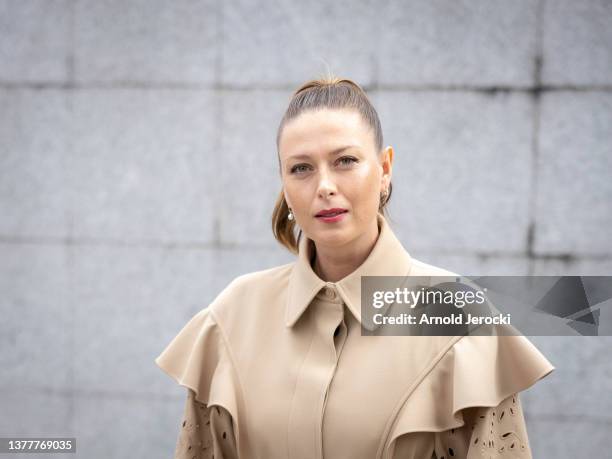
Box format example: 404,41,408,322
287,145,358,161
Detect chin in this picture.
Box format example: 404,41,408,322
311,227,354,247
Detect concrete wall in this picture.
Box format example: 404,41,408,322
1,0,611,457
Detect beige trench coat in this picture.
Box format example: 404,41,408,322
156,213,555,459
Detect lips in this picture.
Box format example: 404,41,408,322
316,208,348,217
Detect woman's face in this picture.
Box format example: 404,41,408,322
278,108,393,248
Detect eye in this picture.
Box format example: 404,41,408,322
290,164,311,174
338,156,358,166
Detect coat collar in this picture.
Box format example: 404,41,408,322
285,213,413,330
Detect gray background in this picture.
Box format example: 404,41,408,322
1,0,611,457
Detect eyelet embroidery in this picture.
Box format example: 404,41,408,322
175,390,214,458
438,393,528,457
174,390,236,459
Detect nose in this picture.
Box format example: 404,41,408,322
316,169,337,199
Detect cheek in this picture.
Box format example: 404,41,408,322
284,180,311,209
344,165,380,199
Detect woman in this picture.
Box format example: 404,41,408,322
155,77,555,459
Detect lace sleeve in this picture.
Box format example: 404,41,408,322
174,388,238,459
210,403,239,458
434,393,533,458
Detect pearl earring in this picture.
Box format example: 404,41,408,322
288,209,294,221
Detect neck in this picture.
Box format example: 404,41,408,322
312,218,380,283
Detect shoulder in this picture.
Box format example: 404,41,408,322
213,262,294,303
409,255,461,278
208,261,294,326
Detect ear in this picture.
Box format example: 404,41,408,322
386,146,394,166
381,146,394,187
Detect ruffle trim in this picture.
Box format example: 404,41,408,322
384,327,555,457
155,308,242,450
